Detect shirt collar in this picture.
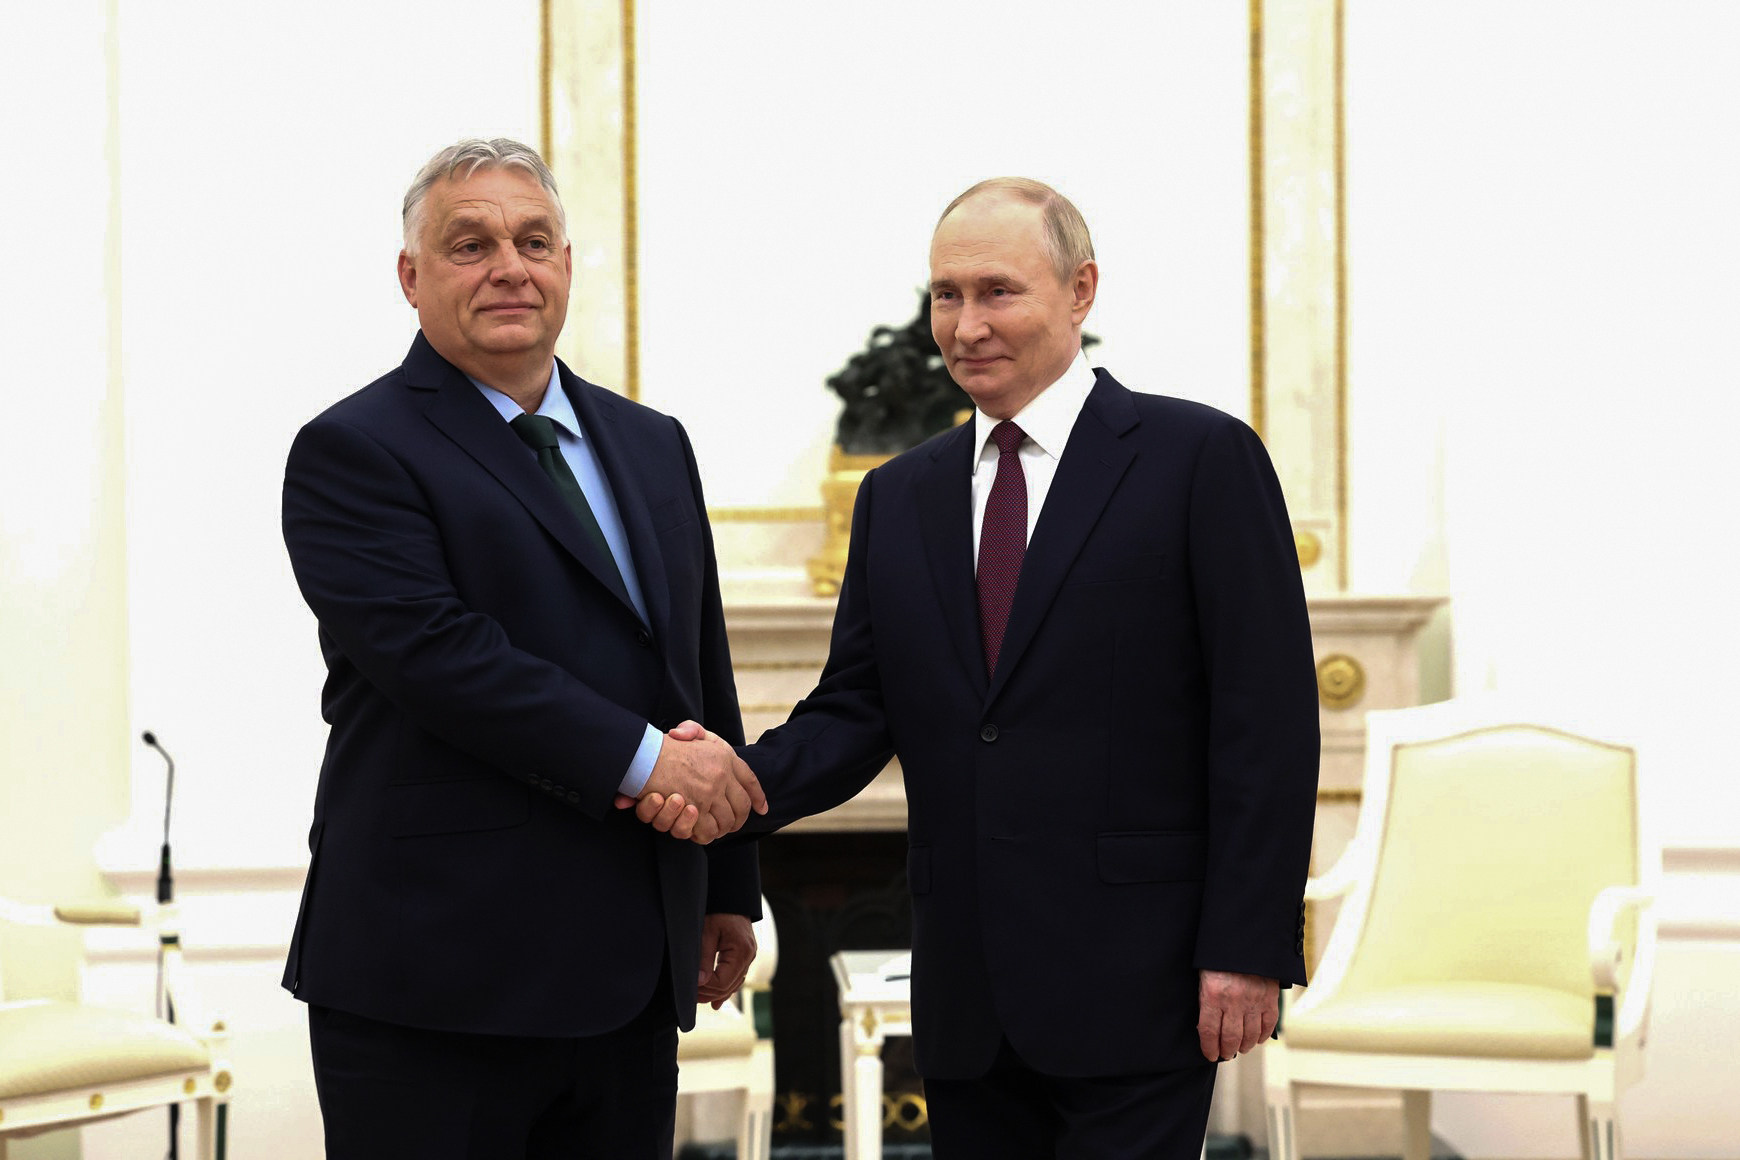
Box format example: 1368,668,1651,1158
970,349,1096,475
468,362,581,439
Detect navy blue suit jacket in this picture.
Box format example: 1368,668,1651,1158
744,370,1319,1078
280,332,756,1037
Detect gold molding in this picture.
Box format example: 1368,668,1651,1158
1248,0,1266,441
537,0,552,162
739,703,797,716
1315,653,1366,710
735,659,826,672
1333,0,1349,590
1316,787,1362,805
538,0,638,401
621,0,641,402
707,506,825,523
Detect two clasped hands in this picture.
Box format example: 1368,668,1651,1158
613,720,762,842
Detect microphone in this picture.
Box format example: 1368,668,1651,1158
140,730,182,1160
141,732,176,905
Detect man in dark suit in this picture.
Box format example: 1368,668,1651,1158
281,138,765,1160
635,178,1319,1157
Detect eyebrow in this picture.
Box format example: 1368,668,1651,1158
440,212,557,239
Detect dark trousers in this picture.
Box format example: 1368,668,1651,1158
924,1038,1216,1160
308,991,679,1160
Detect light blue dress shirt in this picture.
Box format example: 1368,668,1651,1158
471,365,665,796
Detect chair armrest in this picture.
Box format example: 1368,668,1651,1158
1304,844,1365,901
1587,885,1654,990
0,895,143,927
54,901,144,926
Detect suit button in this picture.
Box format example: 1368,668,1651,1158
636,630,653,648
980,724,999,743
567,791,580,804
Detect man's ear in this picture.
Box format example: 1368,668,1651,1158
397,250,418,307
1070,260,1099,323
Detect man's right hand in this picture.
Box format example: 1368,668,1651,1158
636,727,766,843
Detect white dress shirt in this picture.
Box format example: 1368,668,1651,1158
970,350,1098,565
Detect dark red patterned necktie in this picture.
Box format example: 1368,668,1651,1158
977,421,1028,676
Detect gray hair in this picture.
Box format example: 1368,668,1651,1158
402,138,566,255
936,177,1095,284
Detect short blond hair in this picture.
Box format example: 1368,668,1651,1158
936,177,1094,283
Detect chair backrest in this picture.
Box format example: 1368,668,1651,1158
1326,703,1640,1003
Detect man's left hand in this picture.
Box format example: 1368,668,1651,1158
1197,969,1279,1061
698,913,758,1009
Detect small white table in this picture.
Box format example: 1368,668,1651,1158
829,949,914,1160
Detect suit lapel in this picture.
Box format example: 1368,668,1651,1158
984,372,1139,709
564,366,667,638
407,335,642,623
917,422,989,696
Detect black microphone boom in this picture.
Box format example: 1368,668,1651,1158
141,731,175,905
140,730,181,1160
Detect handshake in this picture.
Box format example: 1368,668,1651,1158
612,721,765,844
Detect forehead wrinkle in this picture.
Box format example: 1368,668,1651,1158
437,199,559,241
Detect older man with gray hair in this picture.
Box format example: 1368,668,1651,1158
636,175,1320,1158
280,137,764,1159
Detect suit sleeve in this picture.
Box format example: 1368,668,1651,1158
282,417,647,818
739,467,897,830
1187,417,1320,986
668,417,764,918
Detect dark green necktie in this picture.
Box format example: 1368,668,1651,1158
509,413,623,586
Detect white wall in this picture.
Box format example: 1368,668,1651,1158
637,0,1251,509
0,3,128,1157
110,0,543,872
1345,3,1740,1155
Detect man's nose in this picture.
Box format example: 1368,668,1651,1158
488,242,530,284
955,302,991,344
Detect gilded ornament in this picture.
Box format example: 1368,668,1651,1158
1294,529,1322,569
890,1092,930,1131
807,447,892,596
89,1094,104,1111
777,1090,814,1131
214,1070,233,1094
1315,653,1365,709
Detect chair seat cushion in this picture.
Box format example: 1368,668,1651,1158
0,1000,211,1099
1284,982,1594,1060
677,1003,757,1061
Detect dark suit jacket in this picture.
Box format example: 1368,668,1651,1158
280,332,756,1037
744,370,1318,1079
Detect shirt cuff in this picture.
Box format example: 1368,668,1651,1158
619,723,663,797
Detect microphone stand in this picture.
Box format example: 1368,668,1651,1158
141,731,180,1160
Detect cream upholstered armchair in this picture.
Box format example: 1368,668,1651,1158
1264,697,1657,1160
0,895,232,1159
677,898,779,1160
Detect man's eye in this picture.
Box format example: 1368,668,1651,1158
933,290,956,302
457,241,483,255
524,238,549,251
